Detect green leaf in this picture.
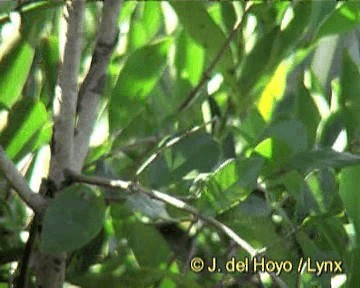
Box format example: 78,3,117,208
305,169,337,214
40,35,59,107
198,156,264,214
0,1,16,15
288,150,360,171
127,193,171,221
175,30,205,86
319,111,345,148
235,108,267,148
316,3,360,40
220,2,236,33
254,137,292,173
0,37,35,108
282,171,319,219
171,2,233,74
340,51,360,143
261,118,308,160
0,98,49,161
147,132,220,188
339,166,360,236
238,28,279,100
127,1,163,51
294,83,321,147
309,1,337,33
109,38,172,132
124,221,171,267
41,185,106,253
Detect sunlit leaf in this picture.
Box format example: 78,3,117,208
0,98,49,161
171,2,233,75
175,30,205,86
0,37,35,108
198,156,264,213
257,61,288,121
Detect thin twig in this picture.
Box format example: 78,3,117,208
0,146,46,213
136,116,218,176
177,3,253,113
66,171,258,257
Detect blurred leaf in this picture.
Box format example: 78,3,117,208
339,165,360,286
220,2,236,33
40,35,59,107
282,171,319,219
197,156,264,214
347,247,360,288
319,111,345,148
263,118,308,156
235,108,267,148
257,61,288,121
124,221,171,267
71,267,201,288
309,1,337,33
339,166,360,236
238,28,279,101
305,169,337,214
316,3,360,40
0,1,16,15
254,137,292,173
0,37,35,108
127,2,162,50
288,150,360,171
109,38,172,132
41,184,106,253
294,82,321,147
175,30,205,86
0,98,49,161
147,131,220,188
127,193,171,221
340,51,360,143
0,1,54,108
171,2,233,75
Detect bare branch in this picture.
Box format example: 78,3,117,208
73,0,122,173
177,3,253,113
0,146,46,213
66,171,258,257
34,1,85,287
50,0,85,185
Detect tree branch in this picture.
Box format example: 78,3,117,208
50,0,85,186
65,171,258,257
177,3,253,113
34,1,86,287
73,0,122,173
0,146,46,213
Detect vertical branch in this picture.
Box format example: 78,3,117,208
73,0,122,173
34,2,85,288
50,0,85,186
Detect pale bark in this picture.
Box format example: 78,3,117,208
36,1,85,287
0,146,46,213
50,0,85,187
73,0,122,173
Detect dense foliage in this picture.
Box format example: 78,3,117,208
1,1,360,287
